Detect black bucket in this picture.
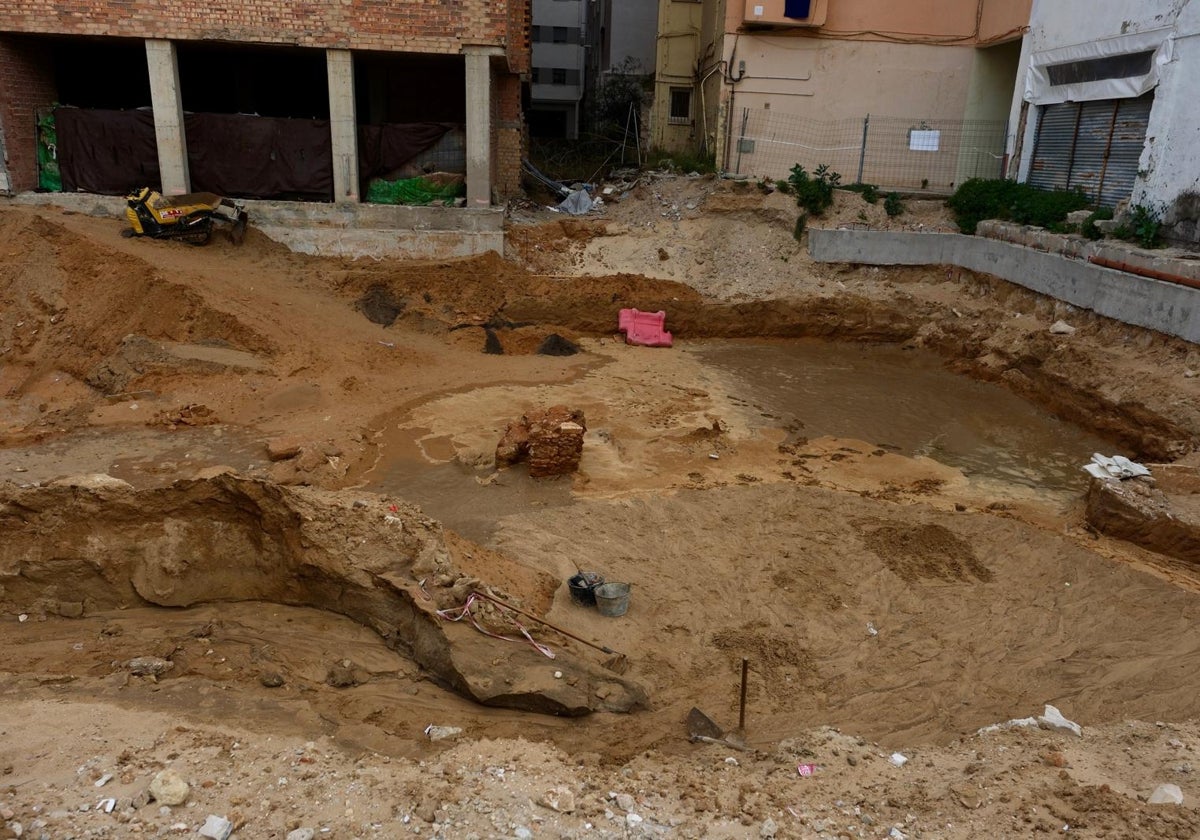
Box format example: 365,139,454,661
568,572,604,606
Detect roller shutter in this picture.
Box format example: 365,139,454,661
1027,92,1153,207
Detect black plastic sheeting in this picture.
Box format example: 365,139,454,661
54,107,454,201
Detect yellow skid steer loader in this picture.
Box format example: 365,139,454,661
123,187,248,245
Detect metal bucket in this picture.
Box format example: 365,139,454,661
568,572,604,606
594,582,631,617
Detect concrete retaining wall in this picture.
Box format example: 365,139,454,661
2,193,504,260
809,228,1200,344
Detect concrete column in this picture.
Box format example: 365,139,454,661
145,39,190,195
463,47,493,208
326,49,360,204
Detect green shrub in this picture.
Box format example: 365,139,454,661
947,178,1090,235
788,163,841,216
884,192,904,217
775,179,792,195
1126,203,1162,248
1082,207,1113,240
842,182,880,204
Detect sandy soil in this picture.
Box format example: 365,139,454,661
4,179,1200,838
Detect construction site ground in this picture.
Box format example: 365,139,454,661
4,176,1200,839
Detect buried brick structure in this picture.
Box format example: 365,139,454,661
496,406,588,478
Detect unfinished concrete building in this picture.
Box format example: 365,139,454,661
0,1,530,209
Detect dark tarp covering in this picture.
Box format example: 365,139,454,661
55,107,456,202
185,113,333,201
358,122,455,186
55,107,160,195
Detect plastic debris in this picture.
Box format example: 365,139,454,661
1149,783,1184,805
1038,704,1082,736
889,752,908,767
867,622,878,637
558,189,597,216
618,308,673,347
797,763,818,777
1082,453,1151,481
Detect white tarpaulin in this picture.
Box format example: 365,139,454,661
1025,27,1173,105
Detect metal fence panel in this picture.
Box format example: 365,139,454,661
731,109,1007,191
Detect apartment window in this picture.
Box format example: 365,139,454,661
552,68,567,85
669,87,692,124
531,25,542,42
553,26,569,43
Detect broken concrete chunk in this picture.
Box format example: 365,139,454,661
1048,320,1077,336
424,724,462,742
537,786,576,813
198,814,233,840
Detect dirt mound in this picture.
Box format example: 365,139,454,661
863,522,994,582
0,211,271,396
0,474,646,715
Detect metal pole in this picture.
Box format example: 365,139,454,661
857,114,870,184
735,107,749,175
738,658,749,730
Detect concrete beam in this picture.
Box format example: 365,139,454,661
809,228,1200,344
145,39,190,195
463,47,494,208
326,49,359,204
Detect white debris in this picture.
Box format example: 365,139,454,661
978,716,1039,735
867,621,878,637
1049,320,1077,335
97,798,115,814
889,752,908,767
1038,705,1082,737
424,725,462,742
94,773,113,788
1082,453,1151,481
1148,783,1184,805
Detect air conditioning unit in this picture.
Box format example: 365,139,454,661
743,0,828,27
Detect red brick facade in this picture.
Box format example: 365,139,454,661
0,35,55,192
0,2,530,199
0,0,517,55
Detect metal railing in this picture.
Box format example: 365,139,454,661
731,109,1008,191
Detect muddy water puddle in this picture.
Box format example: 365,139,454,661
0,425,269,489
696,339,1120,494
364,432,572,545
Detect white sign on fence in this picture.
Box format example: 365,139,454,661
909,129,941,152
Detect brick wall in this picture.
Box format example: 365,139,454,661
0,1,519,55
493,71,526,198
0,34,56,193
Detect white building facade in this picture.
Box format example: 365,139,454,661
530,0,588,139
1009,0,1200,241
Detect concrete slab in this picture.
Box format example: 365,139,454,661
2,192,503,259
809,228,1200,344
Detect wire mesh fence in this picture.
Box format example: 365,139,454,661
730,109,1008,192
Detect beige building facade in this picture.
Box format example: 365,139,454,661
651,0,1030,188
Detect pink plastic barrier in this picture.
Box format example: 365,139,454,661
618,308,673,347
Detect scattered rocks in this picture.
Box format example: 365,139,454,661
286,829,316,840
148,769,190,806
266,436,305,462
614,793,636,812
1049,320,1077,336
760,816,778,838
415,797,439,823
